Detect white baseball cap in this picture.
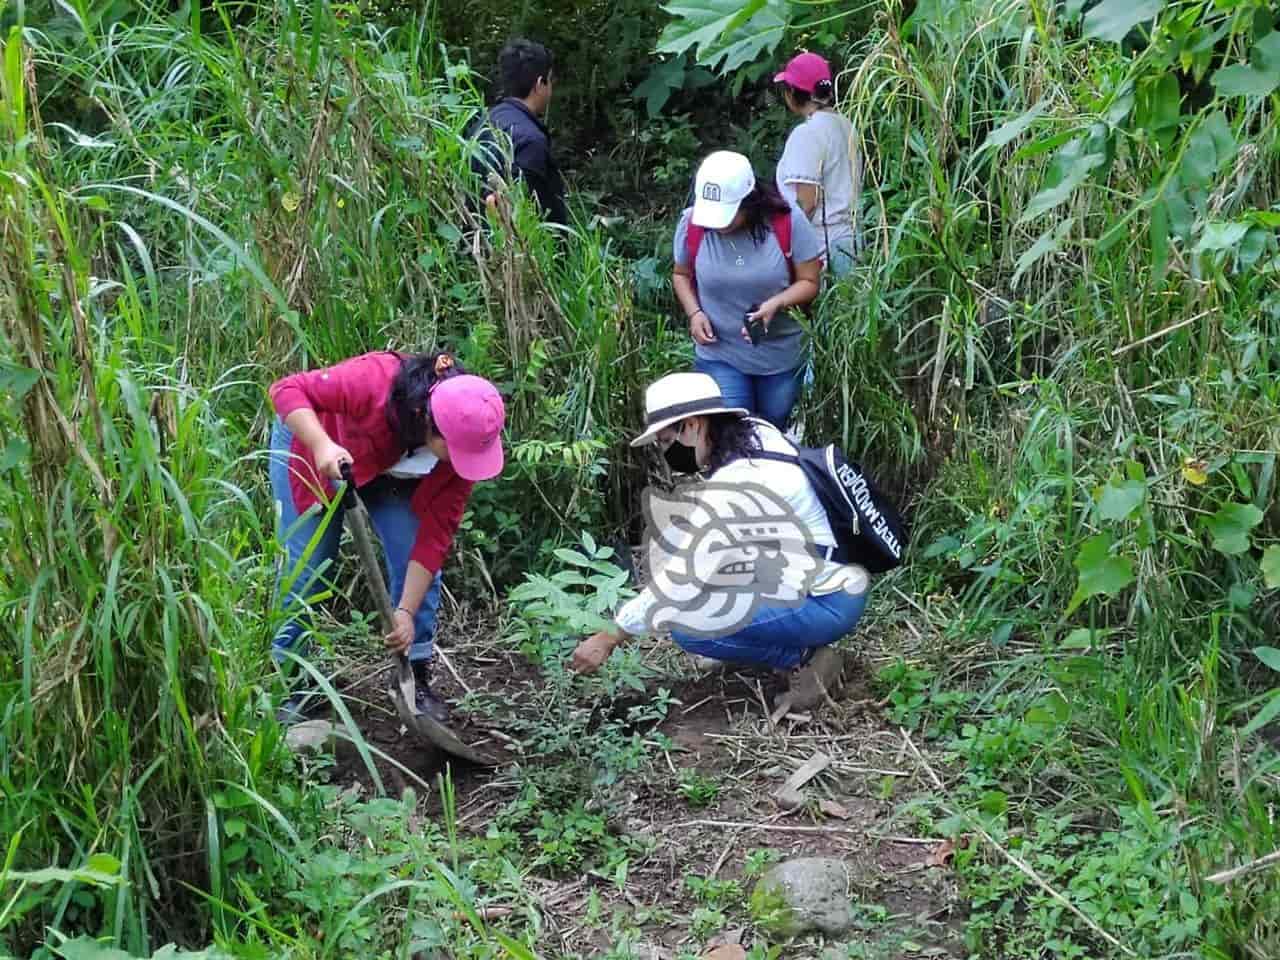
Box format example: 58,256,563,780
691,151,756,230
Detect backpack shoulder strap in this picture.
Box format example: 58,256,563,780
686,221,705,289
749,450,802,466
770,211,795,284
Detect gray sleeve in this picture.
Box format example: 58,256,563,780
777,125,822,186
673,208,693,267
790,206,824,263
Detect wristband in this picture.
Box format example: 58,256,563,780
394,606,414,618
689,308,705,322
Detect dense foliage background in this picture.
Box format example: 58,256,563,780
2,0,1279,956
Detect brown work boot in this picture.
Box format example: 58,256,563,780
783,647,847,710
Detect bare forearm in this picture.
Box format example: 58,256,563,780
766,278,820,311
283,408,333,454
673,273,702,319
398,561,435,614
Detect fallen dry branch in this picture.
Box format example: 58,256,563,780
1207,848,1280,885
671,819,867,837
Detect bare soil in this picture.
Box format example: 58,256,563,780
309,603,966,959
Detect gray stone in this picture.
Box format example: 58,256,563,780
285,719,339,754
753,857,856,937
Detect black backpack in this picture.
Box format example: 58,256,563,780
751,442,908,574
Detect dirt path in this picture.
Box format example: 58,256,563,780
315,608,966,958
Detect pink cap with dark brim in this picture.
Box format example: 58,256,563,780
431,375,506,481
774,52,832,93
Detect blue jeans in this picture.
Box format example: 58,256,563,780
694,357,804,430
270,420,441,666
827,244,856,277
671,589,867,670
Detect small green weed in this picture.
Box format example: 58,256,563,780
676,770,720,808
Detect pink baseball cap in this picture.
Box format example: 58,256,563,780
431,375,506,481
774,52,832,93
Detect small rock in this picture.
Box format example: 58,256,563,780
753,857,855,937
819,799,852,820
285,719,339,754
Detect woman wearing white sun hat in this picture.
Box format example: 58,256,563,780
569,372,869,710
671,151,824,431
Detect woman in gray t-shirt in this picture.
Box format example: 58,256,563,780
774,52,861,275
672,150,822,430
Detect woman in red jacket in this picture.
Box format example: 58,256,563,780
268,350,505,724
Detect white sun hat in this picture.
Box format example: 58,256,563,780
691,151,756,230
630,372,749,447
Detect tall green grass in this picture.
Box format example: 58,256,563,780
0,0,670,951
795,1,1280,954
5,0,1280,954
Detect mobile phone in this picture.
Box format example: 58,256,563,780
745,304,765,346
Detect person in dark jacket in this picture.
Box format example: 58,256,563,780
474,38,567,224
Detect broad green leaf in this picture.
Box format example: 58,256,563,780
1096,478,1146,521
1255,646,1280,673
84,853,121,876
0,438,28,472
53,940,135,960
977,99,1048,152
1013,217,1073,286
634,57,688,117
0,362,39,399
657,0,788,73
1150,197,1169,281
1063,627,1111,648
1165,188,1193,239
1020,150,1105,222
1066,534,1135,615
1026,692,1071,729
1135,73,1181,149
1203,110,1236,159
1083,0,1165,43
1204,502,1264,555
1182,130,1218,186
1212,31,1280,97
1194,220,1249,253
8,864,123,887
552,548,590,567
1242,691,1280,737
1262,545,1280,589
1212,62,1279,97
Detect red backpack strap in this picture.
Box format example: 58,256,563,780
686,221,705,290
770,211,795,284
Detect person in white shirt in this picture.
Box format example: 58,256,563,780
569,373,870,709
774,52,861,275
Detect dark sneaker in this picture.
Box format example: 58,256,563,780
411,660,451,723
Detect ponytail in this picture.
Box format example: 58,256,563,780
386,350,466,451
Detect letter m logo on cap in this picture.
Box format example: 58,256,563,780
702,183,721,202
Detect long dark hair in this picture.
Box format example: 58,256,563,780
705,413,762,473
738,180,793,246
779,79,835,108
386,350,466,452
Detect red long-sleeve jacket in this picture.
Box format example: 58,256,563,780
269,352,473,574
